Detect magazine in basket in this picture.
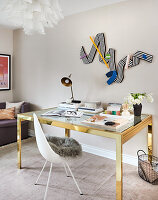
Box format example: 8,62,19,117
82,114,133,131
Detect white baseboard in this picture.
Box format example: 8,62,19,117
81,143,138,166
28,129,138,166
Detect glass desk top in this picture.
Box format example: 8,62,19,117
20,108,150,133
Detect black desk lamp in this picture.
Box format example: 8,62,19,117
61,74,81,103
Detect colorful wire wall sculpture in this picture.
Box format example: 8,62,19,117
80,33,153,85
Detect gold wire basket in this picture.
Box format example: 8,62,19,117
137,150,158,185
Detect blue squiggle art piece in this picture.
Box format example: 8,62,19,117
106,70,117,85
80,33,153,84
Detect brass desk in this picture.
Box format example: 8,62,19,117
17,108,152,200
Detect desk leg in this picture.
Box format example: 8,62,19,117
148,124,152,163
148,124,152,156
116,135,123,200
17,117,22,169
65,129,70,137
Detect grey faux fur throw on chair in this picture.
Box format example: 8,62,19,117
46,136,82,158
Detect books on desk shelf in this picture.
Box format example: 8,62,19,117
41,109,83,118
84,101,102,109
106,103,122,115
82,114,132,131
58,102,82,110
107,103,122,111
78,107,103,114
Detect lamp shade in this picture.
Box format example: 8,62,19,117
61,76,72,87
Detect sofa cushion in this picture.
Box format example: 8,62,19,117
0,102,6,109
0,108,15,120
6,101,24,117
20,102,30,113
0,119,28,128
0,119,17,128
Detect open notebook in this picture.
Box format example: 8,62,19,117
41,109,83,118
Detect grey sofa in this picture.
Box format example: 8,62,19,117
0,102,30,146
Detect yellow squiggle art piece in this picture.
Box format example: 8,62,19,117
90,36,109,69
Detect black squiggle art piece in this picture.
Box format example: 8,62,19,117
80,33,153,84
114,51,153,83
80,33,116,70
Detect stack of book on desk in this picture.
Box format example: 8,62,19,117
78,101,103,114
105,103,122,115
58,102,82,110
58,101,103,114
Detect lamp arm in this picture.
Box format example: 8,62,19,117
70,85,74,100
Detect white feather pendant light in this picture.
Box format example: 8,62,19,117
4,0,64,35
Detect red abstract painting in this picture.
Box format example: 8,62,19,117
0,54,11,90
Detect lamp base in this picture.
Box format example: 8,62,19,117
72,100,81,104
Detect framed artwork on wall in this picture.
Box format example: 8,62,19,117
0,54,11,91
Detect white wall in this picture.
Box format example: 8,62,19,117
0,27,13,102
13,0,158,157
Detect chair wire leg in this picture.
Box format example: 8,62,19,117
65,162,83,195
63,162,70,177
35,160,47,185
44,163,53,200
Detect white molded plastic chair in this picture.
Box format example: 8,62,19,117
33,113,83,200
